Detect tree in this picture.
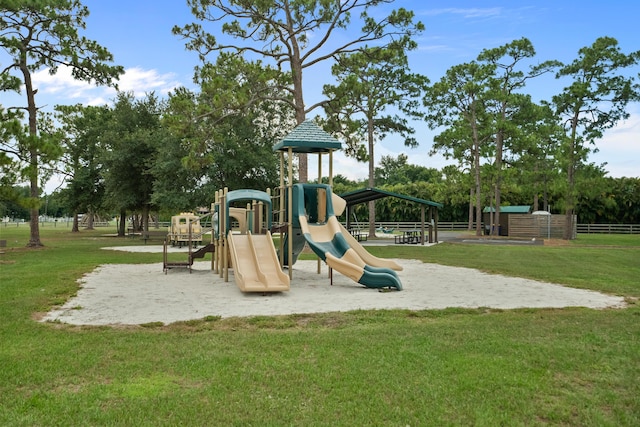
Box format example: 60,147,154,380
162,53,292,205
509,101,564,213
477,38,559,235
101,93,162,236
0,103,23,197
552,37,640,239
322,43,428,235
0,0,123,246
375,154,441,186
173,0,424,182
424,61,495,235
55,104,110,231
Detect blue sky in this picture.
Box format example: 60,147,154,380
5,0,639,189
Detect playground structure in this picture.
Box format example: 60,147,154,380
165,120,404,292
212,121,402,292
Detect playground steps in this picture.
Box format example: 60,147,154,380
163,242,216,274
189,243,215,262
163,260,193,274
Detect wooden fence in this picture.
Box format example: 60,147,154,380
4,219,640,235
354,221,640,235
575,223,640,234
508,215,574,239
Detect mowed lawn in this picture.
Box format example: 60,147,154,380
1,225,639,426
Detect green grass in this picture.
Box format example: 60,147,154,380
1,226,639,426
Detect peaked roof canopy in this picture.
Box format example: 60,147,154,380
273,120,342,153
340,187,443,209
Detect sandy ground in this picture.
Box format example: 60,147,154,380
40,244,626,326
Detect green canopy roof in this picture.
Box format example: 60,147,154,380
273,120,342,153
483,206,531,214
340,187,443,209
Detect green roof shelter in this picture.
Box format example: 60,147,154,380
340,187,443,244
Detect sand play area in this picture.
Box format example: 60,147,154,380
40,244,626,326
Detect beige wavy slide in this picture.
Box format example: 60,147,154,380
227,231,290,292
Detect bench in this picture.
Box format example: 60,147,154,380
141,230,167,244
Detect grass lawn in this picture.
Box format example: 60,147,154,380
1,225,639,426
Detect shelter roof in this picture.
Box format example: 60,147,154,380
483,206,531,214
340,187,443,209
273,120,342,153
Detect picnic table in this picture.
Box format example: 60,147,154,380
394,229,423,244
348,228,368,242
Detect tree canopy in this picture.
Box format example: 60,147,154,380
173,0,424,182
0,0,123,246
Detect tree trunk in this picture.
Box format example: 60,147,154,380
290,41,307,183
563,114,579,240
564,159,575,240
22,59,42,247
493,157,502,236
72,212,79,232
118,210,126,237
28,161,41,247
471,116,483,236
85,211,95,230
142,205,150,232
468,186,474,231
367,117,377,237
492,120,505,237
533,163,540,211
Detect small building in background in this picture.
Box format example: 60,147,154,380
482,206,531,236
510,211,576,239
483,207,576,239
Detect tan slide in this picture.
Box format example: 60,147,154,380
227,231,290,292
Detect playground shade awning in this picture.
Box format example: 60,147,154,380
273,120,342,153
340,187,443,209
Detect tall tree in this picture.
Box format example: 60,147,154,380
477,38,559,235
322,43,428,236
173,0,423,182
552,36,640,239
0,0,123,246
424,61,495,235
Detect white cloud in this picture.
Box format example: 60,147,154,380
421,8,502,19
115,67,182,96
30,65,184,107
590,107,640,178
